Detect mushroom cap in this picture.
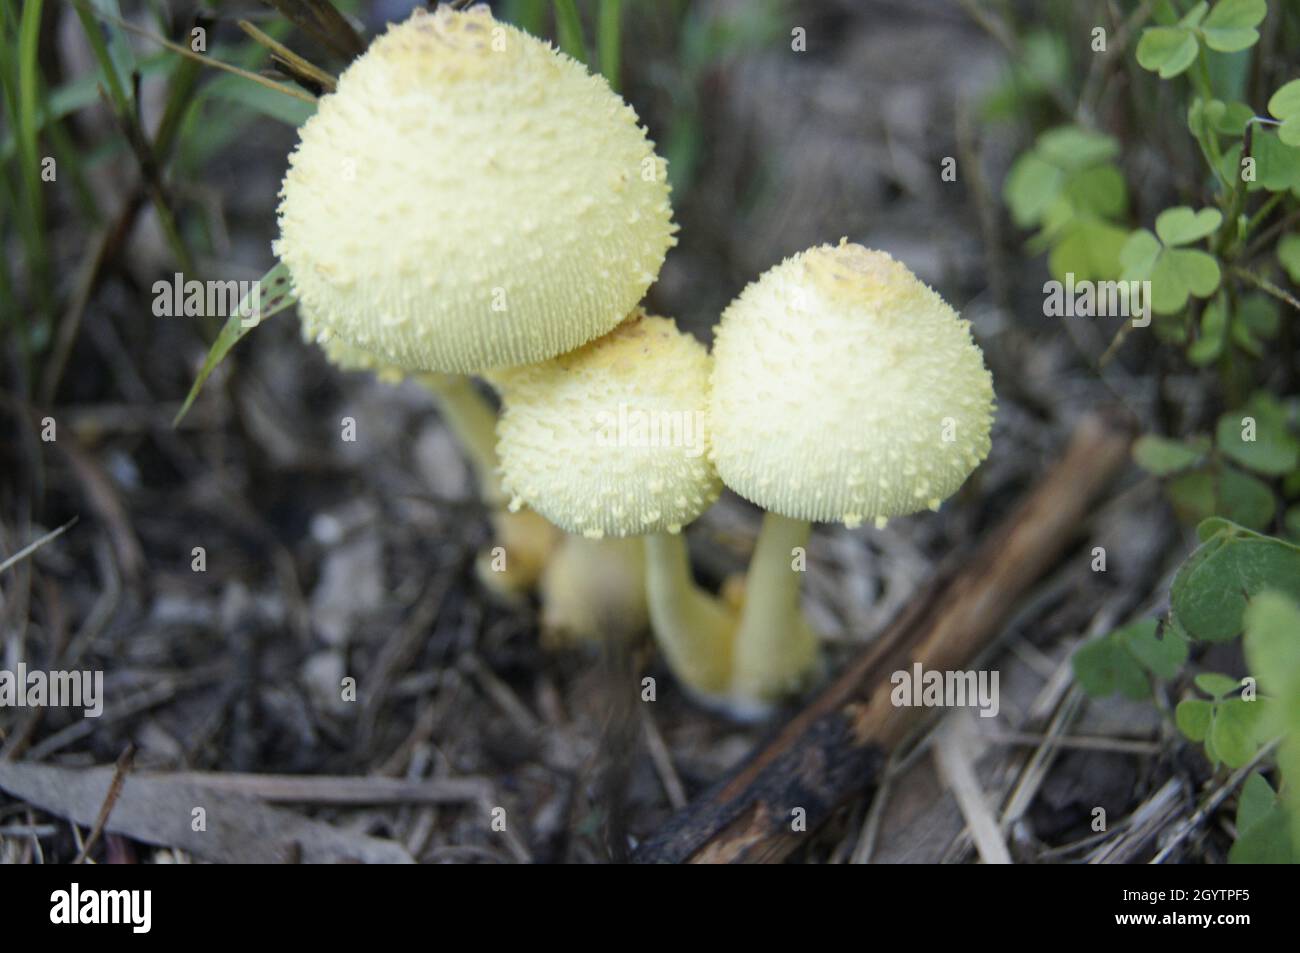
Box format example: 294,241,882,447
497,311,722,538
313,327,407,384
276,5,676,375
710,241,995,527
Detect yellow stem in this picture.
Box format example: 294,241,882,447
728,512,820,702
417,374,505,506
643,532,735,696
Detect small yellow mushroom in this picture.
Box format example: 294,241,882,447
710,241,996,703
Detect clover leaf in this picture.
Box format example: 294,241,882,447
1170,522,1300,642
1201,0,1267,52
1269,79,1300,147
1120,208,1222,314
1133,434,1211,475
1136,0,1264,77
1216,392,1300,476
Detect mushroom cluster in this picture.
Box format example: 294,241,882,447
268,7,995,715
275,4,674,602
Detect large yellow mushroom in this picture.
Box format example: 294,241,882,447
275,4,676,374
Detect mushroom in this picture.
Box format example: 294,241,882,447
275,4,677,375
277,3,677,596
710,241,996,703
495,311,734,695
538,536,647,649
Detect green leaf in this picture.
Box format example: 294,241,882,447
1217,466,1277,530
1251,131,1300,192
1212,699,1259,768
173,262,296,426
1196,516,1238,541
1269,79,1300,121
1195,672,1245,698
1134,434,1211,475
1171,528,1300,641
1201,0,1266,52
1136,26,1199,78
1004,153,1064,228
1243,592,1300,701
1237,771,1277,832
1047,217,1129,282
1145,248,1220,313
1238,294,1279,340
1230,803,1298,862
1072,635,1149,699
1119,229,1163,276
1063,165,1127,218
1188,298,1227,365
1177,698,1214,741
1216,393,1300,476
1180,1,1211,28
1166,248,1222,296
1278,234,1300,284
1286,504,1300,541
1216,101,1256,136
1155,206,1223,246
1270,79,1300,147
1035,126,1119,169
1243,591,1300,858
1118,619,1188,679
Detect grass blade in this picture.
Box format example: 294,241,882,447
597,0,621,90
553,0,588,64
173,262,297,426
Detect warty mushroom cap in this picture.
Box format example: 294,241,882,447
275,4,677,375
709,241,995,528
496,311,722,538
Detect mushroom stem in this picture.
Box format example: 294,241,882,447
416,374,506,505
416,373,561,596
644,532,735,697
728,512,820,702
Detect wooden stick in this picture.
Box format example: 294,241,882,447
632,409,1136,863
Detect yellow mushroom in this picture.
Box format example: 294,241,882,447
496,311,734,696
710,241,996,703
275,4,676,375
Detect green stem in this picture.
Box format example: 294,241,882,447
644,532,734,696
597,0,621,91
729,512,820,702
552,0,588,65
417,375,505,506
